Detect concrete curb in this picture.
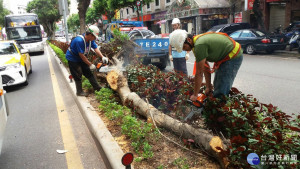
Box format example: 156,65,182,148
46,44,125,169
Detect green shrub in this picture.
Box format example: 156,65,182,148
48,41,68,66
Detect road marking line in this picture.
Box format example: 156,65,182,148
46,47,84,169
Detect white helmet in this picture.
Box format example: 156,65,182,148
87,25,100,37
172,18,180,25
169,29,187,53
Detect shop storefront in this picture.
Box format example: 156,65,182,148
266,0,286,32
165,0,230,34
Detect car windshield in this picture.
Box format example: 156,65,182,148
254,30,266,37
0,43,18,55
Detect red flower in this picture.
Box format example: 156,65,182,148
236,146,245,152
231,135,248,144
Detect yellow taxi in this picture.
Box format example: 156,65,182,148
0,40,32,86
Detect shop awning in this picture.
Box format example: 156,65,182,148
193,0,230,8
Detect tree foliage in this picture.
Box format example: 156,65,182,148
26,0,61,39
119,0,153,21
0,0,10,27
67,14,79,34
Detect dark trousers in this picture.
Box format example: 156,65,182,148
173,57,188,75
68,61,93,81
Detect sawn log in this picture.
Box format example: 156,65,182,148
106,69,229,168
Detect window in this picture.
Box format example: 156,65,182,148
126,9,129,15
240,30,256,38
230,31,242,38
166,0,171,3
155,0,159,6
147,3,150,9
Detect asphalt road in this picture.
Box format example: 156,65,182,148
166,52,300,116
0,48,107,169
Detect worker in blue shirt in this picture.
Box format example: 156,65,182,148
66,25,108,96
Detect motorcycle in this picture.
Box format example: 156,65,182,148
288,32,300,51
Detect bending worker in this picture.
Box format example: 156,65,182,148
168,18,189,75
66,25,108,96
169,29,243,101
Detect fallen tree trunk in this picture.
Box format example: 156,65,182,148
106,70,229,168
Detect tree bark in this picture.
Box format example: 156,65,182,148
106,70,229,168
78,0,91,34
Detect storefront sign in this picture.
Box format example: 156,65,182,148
151,11,167,21
102,15,108,20
234,12,243,23
248,0,254,10
131,14,152,22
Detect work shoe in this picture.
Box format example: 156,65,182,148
75,81,88,97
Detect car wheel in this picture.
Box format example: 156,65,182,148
246,44,255,55
29,59,32,74
266,49,274,54
23,67,28,86
156,59,167,70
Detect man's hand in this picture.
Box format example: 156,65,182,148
102,57,109,64
190,94,198,102
169,55,173,61
185,53,189,60
89,64,96,71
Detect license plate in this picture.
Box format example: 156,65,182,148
151,58,160,63
272,39,278,43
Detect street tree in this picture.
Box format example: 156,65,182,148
77,0,91,34
92,0,118,23
67,13,80,34
121,0,153,21
27,0,61,39
0,0,10,27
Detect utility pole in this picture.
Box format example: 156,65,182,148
61,0,69,42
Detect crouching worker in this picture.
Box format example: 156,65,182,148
169,30,243,101
66,25,109,96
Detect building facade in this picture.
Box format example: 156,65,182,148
118,0,231,34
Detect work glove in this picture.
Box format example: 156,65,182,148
185,53,189,60
102,57,109,64
169,55,173,61
89,64,96,71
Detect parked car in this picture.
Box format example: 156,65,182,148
0,40,32,86
207,22,251,35
0,76,8,155
229,29,286,55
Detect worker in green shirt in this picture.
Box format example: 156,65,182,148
169,29,243,101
